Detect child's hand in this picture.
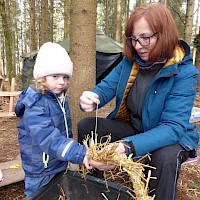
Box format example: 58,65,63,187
83,151,93,170
89,160,115,171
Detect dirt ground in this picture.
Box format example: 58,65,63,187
0,98,199,200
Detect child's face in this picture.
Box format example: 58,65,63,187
45,74,69,94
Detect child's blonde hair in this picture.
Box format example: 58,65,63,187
32,77,46,94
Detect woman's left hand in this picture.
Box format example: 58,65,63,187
89,142,126,171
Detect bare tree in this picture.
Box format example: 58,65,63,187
125,0,130,21
64,0,70,38
105,0,108,34
116,0,122,43
184,0,195,45
30,0,37,51
0,0,14,83
193,0,200,64
40,0,49,45
69,0,97,138
194,0,200,88
49,0,53,42
23,0,27,53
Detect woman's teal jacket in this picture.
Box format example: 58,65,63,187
92,41,199,157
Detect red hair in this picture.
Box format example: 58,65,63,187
124,3,179,61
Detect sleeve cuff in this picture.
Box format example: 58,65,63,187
123,141,136,157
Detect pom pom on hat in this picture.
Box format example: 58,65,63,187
33,42,73,79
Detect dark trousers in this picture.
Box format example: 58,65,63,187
78,117,189,200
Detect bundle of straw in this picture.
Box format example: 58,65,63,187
82,132,156,200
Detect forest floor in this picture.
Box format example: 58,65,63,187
0,95,199,200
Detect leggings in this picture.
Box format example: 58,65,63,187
78,117,189,200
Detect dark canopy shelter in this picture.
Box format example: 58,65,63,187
21,33,123,89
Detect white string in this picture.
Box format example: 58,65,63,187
94,103,98,135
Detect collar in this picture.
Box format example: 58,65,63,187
135,41,186,70
163,43,185,68
135,54,167,71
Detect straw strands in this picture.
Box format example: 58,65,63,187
82,132,156,200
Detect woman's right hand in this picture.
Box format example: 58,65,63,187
88,142,126,171
80,91,100,112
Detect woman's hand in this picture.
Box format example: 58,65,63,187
115,142,126,154
89,142,126,171
80,91,100,112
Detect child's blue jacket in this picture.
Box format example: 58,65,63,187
92,41,199,157
15,87,86,178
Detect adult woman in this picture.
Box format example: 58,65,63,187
78,3,199,200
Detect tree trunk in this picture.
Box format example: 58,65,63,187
193,0,200,62
0,34,3,79
64,0,70,38
105,0,108,35
125,0,130,21
11,0,16,76
184,0,195,45
30,0,37,51
36,1,41,47
50,0,53,42
23,0,27,53
195,51,200,89
0,0,13,84
69,0,97,139
116,0,122,43
40,0,49,45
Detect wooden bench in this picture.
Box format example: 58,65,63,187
0,154,24,187
0,91,21,117
0,78,22,117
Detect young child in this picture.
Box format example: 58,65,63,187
15,42,92,198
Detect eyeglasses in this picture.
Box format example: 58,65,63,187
126,33,157,47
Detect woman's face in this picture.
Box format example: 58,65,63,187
132,17,157,61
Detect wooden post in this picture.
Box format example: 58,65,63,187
0,91,21,117
4,78,11,92
9,78,15,113
0,77,21,117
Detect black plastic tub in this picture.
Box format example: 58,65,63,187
27,170,135,200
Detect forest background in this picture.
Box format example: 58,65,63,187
0,0,200,134
0,0,200,199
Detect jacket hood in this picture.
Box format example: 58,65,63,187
179,40,191,55
164,40,192,68
15,87,42,117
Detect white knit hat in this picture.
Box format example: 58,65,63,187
33,42,73,79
